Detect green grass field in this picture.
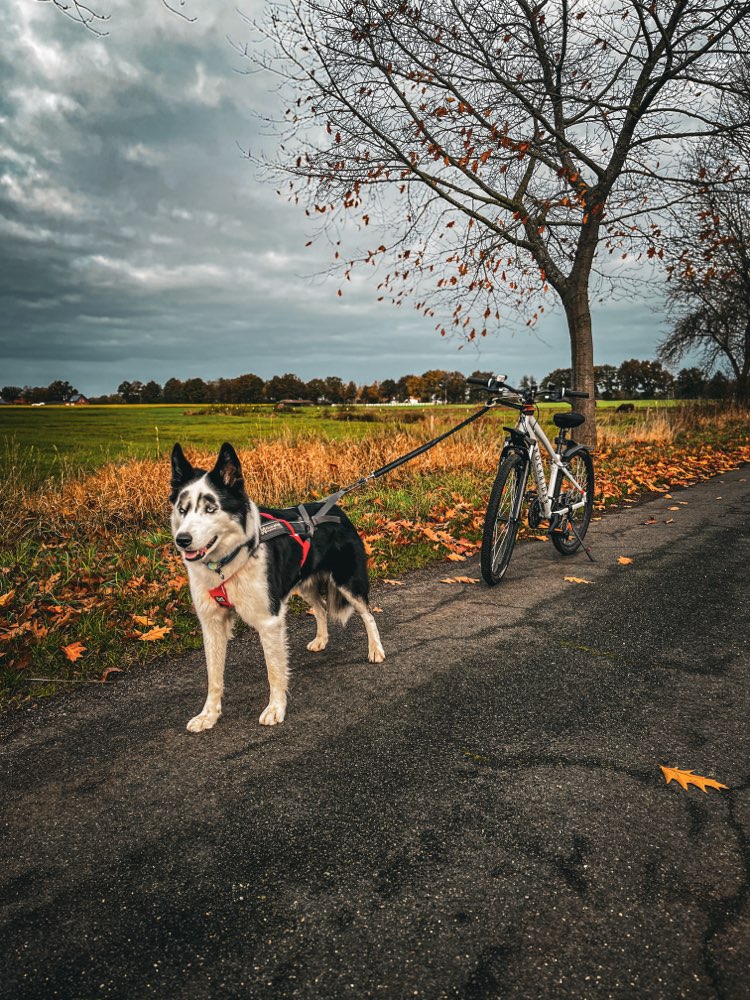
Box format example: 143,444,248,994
0,403,376,479
0,399,672,482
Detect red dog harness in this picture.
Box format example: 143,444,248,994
208,512,312,610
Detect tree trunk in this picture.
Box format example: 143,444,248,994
562,282,598,449
735,369,750,407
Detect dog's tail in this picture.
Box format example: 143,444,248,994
327,578,354,626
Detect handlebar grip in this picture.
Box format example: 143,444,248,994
562,388,589,399
466,376,492,388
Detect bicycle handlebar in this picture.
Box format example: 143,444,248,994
466,375,589,402
558,387,589,400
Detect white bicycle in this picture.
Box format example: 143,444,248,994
467,375,595,586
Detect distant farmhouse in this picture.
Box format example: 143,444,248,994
65,394,89,406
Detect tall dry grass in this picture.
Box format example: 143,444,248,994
2,427,502,541
597,401,746,446
2,403,748,543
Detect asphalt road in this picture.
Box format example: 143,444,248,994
2,470,749,1000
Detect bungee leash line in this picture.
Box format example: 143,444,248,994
315,398,499,511
206,400,499,590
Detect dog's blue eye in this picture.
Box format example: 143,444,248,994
205,505,216,514
178,507,187,516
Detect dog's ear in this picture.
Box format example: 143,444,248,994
212,443,243,489
171,443,194,491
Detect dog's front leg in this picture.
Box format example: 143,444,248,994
257,616,289,726
187,610,232,733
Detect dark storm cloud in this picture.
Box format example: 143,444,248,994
0,0,664,395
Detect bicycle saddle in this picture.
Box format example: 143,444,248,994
553,412,585,429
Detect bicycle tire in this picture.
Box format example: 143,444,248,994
550,449,594,555
480,453,528,585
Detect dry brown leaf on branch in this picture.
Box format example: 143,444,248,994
564,576,592,585
139,625,172,642
62,641,87,662
617,557,633,565
660,765,728,794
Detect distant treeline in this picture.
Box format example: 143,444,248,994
1,362,735,406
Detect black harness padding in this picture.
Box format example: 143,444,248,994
259,490,345,544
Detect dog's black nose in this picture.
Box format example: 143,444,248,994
176,532,192,549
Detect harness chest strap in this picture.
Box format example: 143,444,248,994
208,581,234,608
208,512,312,610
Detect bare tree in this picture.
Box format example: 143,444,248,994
249,1,750,444
659,175,750,403
37,0,195,34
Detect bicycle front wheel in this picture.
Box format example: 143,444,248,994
480,454,528,586
550,450,594,555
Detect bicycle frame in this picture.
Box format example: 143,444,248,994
507,410,587,522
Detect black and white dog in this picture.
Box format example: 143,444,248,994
170,442,385,732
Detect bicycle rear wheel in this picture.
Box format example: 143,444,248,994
550,450,594,555
480,454,528,585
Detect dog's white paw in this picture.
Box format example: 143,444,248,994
368,644,386,664
307,636,328,652
259,702,286,726
186,711,219,733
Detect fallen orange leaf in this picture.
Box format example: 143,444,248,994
139,625,172,641
132,615,157,627
445,552,466,562
382,579,404,586
62,641,87,662
617,557,633,565
660,765,728,794
564,576,592,585
668,506,681,511
100,667,123,684
0,590,15,608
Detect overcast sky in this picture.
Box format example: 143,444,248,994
0,0,669,395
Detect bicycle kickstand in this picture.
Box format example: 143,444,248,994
567,516,595,563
